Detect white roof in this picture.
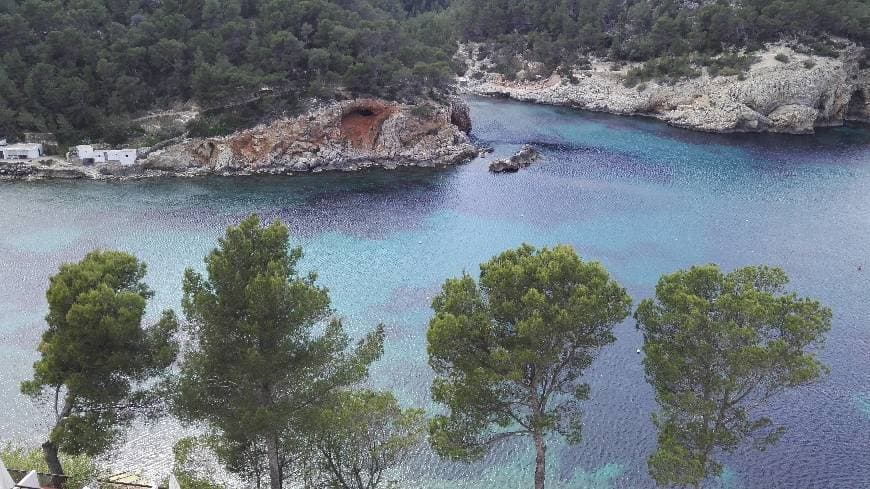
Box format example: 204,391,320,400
3,143,41,151
169,474,181,489
0,456,15,489
14,471,39,489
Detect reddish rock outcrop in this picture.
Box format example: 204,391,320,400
340,100,397,149
143,98,477,175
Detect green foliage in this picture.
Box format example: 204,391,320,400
410,104,436,119
624,57,700,87
453,0,869,71
700,53,759,78
5,0,868,143
173,214,385,489
427,244,631,488
301,390,426,489
172,438,227,489
635,264,831,488
793,38,844,58
185,113,250,138
21,250,179,474
0,0,457,144
0,444,100,489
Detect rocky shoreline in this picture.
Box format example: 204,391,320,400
1,98,478,181
459,43,870,134
5,44,870,183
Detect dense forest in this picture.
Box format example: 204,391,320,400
0,0,458,143
1,0,869,144
454,0,870,66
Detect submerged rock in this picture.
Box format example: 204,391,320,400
489,145,540,173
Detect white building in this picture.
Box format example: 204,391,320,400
0,142,43,160
76,145,138,166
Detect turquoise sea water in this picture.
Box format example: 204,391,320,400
1,97,869,487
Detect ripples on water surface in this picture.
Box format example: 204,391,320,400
1,97,869,488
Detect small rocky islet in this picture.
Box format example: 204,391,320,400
488,145,541,173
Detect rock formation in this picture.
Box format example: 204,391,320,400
0,160,90,180
489,145,540,173
459,43,870,134
142,98,478,176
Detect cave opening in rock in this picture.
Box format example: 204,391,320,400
846,88,866,119
340,103,394,149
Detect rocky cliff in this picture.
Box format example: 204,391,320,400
141,98,477,176
460,43,870,134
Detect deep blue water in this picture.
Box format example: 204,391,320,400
1,97,869,488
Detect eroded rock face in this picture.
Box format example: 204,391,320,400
143,98,478,175
448,97,472,133
460,43,870,134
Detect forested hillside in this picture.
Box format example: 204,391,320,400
2,0,869,144
0,0,457,143
453,0,870,64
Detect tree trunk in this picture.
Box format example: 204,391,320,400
42,440,65,489
44,392,73,489
267,436,282,489
533,429,546,489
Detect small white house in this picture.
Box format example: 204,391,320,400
75,145,138,166
103,149,138,166
0,143,43,160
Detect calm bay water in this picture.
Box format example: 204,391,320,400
1,97,869,488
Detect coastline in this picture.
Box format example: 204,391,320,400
1,98,478,182
5,45,870,183
458,43,870,135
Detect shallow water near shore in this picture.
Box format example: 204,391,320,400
1,96,869,488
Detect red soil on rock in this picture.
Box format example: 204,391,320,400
340,101,395,150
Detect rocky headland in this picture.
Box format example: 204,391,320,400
142,98,476,176
1,98,477,181
459,43,870,134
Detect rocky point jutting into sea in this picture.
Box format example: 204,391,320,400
459,42,870,134
0,98,477,181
